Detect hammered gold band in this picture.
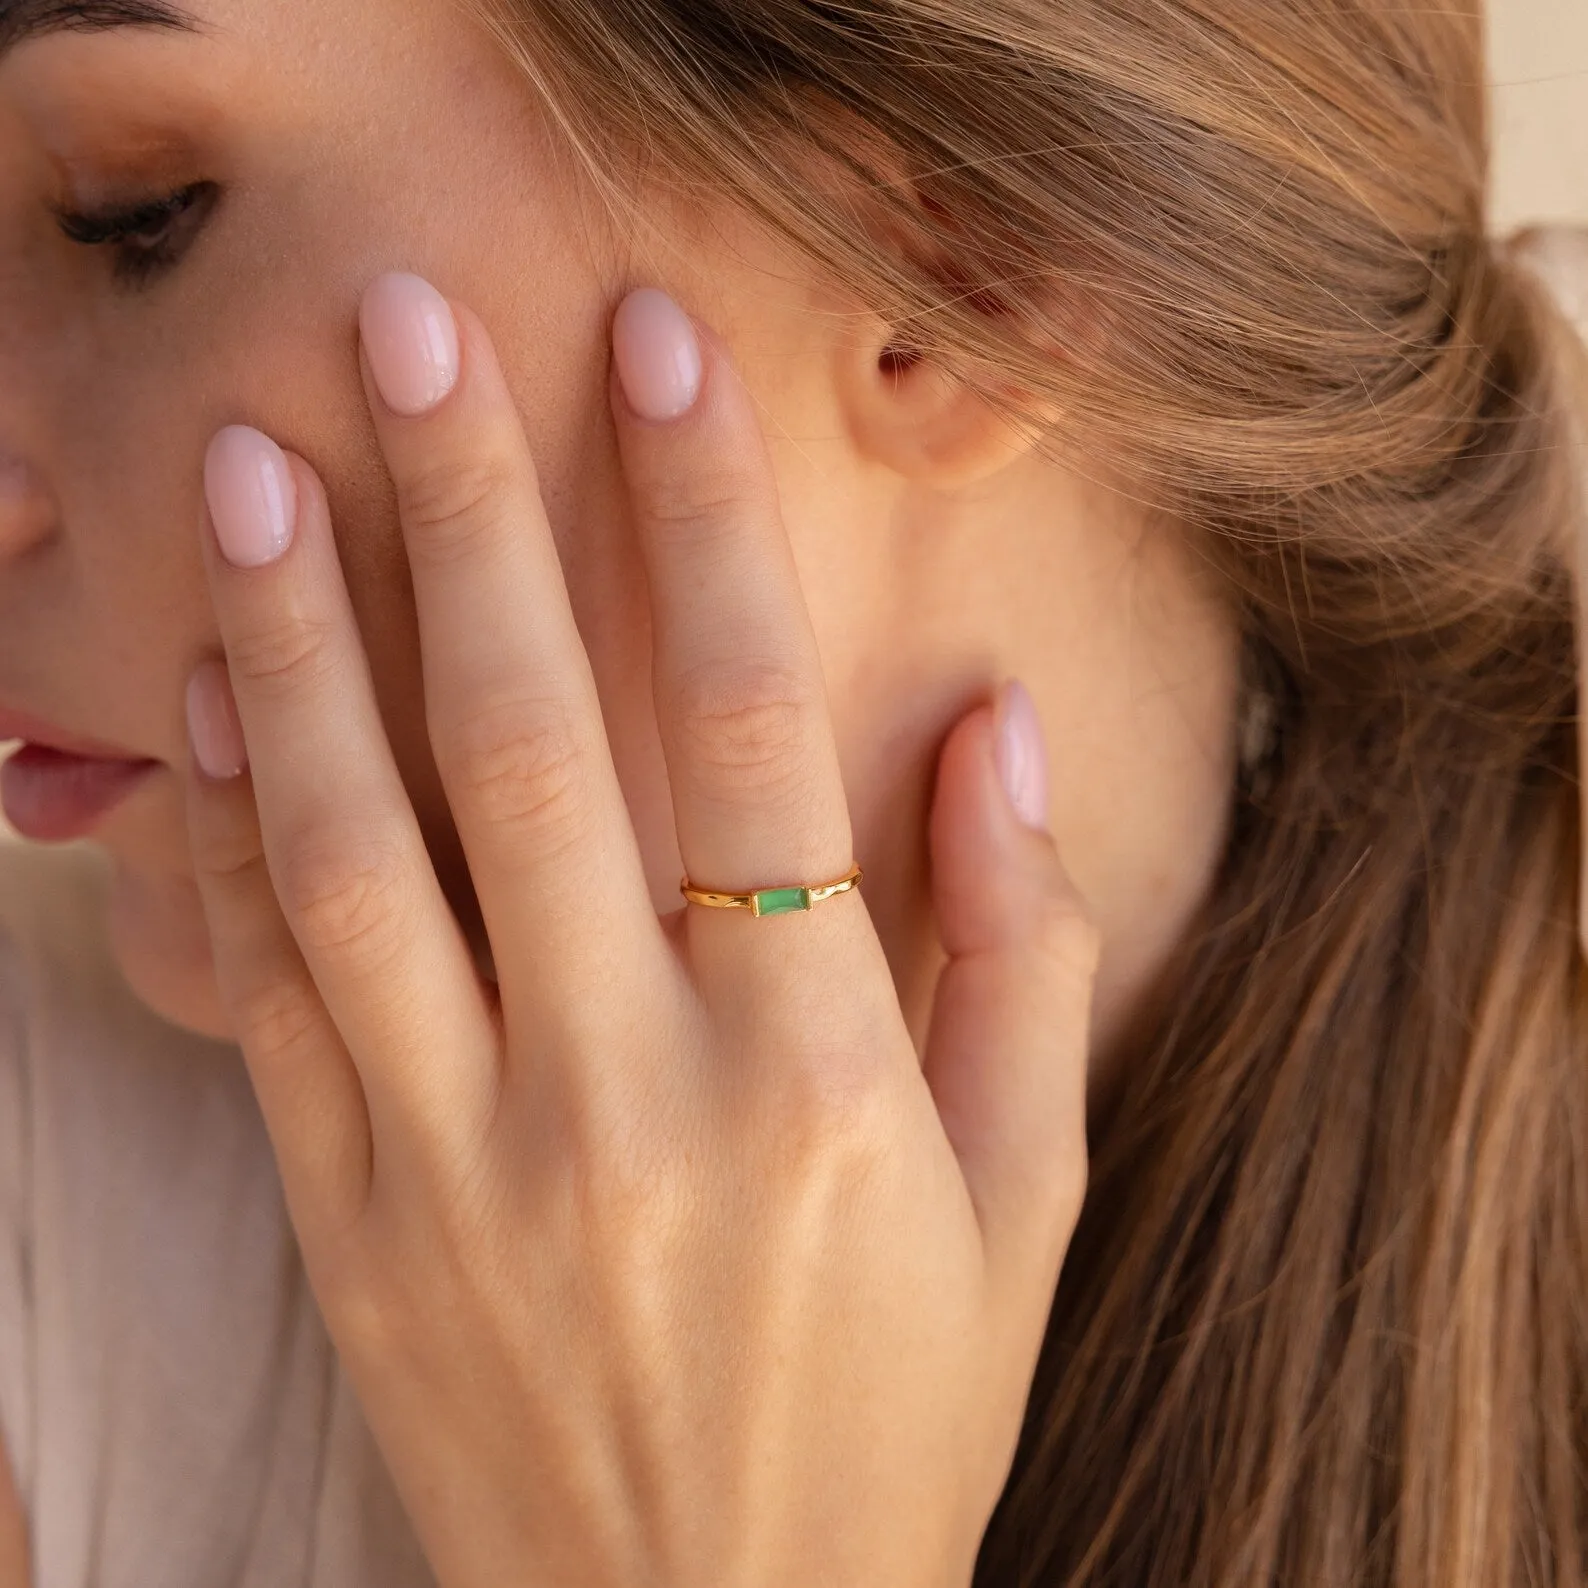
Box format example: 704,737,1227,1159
679,861,863,917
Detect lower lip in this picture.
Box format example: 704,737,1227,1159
1,744,158,843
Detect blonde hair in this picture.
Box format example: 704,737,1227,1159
468,0,1588,1581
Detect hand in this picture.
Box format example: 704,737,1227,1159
181,273,1101,1588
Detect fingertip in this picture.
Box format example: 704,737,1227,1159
186,657,248,782
928,698,1012,956
929,688,1096,960
928,696,996,850
279,449,332,528
992,677,1050,833
203,425,298,570
358,271,461,418
611,287,704,424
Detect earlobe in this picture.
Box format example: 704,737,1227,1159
836,321,1050,490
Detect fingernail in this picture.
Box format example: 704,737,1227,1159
360,272,460,417
204,426,297,568
186,659,248,780
612,288,702,421
994,678,1050,832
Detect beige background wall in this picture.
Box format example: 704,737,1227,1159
1491,0,1588,231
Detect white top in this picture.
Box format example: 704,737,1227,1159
0,841,435,1587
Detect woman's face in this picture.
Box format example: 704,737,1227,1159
0,0,1243,1069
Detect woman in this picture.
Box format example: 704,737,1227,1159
0,0,1583,1582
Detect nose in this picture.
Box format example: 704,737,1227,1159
0,451,56,562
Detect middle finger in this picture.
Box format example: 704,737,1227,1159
356,272,666,1032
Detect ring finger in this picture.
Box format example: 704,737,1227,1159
609,290,859,976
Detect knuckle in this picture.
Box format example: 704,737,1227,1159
561,1120,695,1268
576,1138,679,1240
638,475,746,545
550,1072,705,1250
438,694,595,850
225,610,339,695
671,658,814,791
190,810,265,892
274,828,412,960
398,453,518,560
228,972,325,1070
763,1041,897,1178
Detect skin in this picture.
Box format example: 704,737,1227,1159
161,277,1101,1585
0,0,1242,1576
0,0,1240,1064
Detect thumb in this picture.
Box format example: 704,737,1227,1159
921,678,1101,1309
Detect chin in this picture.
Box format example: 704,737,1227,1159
105,860,238,1043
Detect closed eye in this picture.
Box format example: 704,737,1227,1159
54,179,220,288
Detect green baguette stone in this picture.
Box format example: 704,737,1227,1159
752,886,812,916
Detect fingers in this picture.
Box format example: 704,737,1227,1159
920,681,1099,1322
199,425,498,1165
182,659,373,1235
608,291,856,941
356,273,663,1033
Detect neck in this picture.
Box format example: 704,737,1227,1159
823,451,1244,1100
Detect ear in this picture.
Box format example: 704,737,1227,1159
773,95,1077,487
833,322,1052,491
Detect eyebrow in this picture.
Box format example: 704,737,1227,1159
0,1,197,61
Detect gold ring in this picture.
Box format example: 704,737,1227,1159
679,861,862,917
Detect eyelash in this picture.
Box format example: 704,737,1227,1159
55,180,220,287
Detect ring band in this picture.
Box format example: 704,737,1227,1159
679,861,863,917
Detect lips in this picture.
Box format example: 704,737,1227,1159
0,705,159,844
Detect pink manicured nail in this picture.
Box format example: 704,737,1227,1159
360,272,460,416
612,288,702,421
186,659,248,780
994,678,1050,832
204,426,297,568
